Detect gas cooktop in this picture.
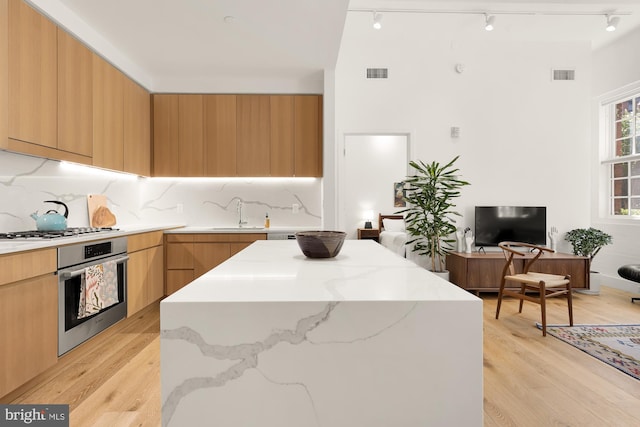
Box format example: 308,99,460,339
0,227,118,240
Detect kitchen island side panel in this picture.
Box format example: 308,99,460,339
161,299,483,427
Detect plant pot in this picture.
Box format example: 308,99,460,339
430,270,450,281
575,271,601,295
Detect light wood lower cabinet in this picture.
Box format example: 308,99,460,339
165,233,266,295
127,231,164,316
0,248,57,398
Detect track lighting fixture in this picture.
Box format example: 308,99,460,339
605,15,619,32
373,11,383,30
484,14,495,31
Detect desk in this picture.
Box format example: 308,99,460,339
446,251,589,293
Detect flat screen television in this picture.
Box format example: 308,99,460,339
474,206,547,247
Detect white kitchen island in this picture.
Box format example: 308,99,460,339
160,240,483,427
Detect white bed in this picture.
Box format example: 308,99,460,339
378,214,408,257
378,214,428,268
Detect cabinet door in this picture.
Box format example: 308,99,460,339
269,95,295,176
294,95,322,177
0,274,57,398
8,0,57,148
152,94,179,176
204,94,237,176
194,243,231,278
237,95,270,176
127,244,164,316
147,244,164,303
0,0,7,149
124,78,151,176
166,270,194,296
178,94,204,176
127,249,146,315
166,242,194,269
93,53,124,171
57,28,93,158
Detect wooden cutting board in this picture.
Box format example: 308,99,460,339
87,194,117,227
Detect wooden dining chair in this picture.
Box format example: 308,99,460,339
495,242,573,336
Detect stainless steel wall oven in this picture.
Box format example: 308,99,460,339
57,237,128,356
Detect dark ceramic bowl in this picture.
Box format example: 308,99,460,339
295,231,346,258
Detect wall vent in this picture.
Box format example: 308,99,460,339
366,68,388,79
552,69,576,81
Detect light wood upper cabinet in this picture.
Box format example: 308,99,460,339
236,95,270,176
123,78,151,176
269,95,295,176
152,94,203,177
93,53,124,171
8,0,57,148
294,95,322,177
153,93,322,178
57,28,93,158
152,94,179,177
0,0,9,150
204,94,237,176
179,94,204,176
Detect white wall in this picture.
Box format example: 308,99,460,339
334,12,592,255
590,27,640,293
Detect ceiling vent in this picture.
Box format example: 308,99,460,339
366,68,388,79
552,69,576,81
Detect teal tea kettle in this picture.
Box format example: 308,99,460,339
31,200,69,231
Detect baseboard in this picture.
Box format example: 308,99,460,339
599,273,640,295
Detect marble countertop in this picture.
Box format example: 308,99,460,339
0,223,184,255
163,240,479,303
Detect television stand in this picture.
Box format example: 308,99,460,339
446,251,589,293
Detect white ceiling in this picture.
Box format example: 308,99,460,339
26,0,640,92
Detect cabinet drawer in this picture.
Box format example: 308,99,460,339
0,249,57,286
128,231,163,252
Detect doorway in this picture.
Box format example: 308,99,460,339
340,134,409,239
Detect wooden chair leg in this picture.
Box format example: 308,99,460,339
567,283,574,326
540,283,547,336
518,283,525,313
496,279,506,319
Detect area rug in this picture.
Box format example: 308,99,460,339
537,324,640,380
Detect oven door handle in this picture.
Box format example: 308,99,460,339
59,255,129,279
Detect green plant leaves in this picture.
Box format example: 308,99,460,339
398,155,470,272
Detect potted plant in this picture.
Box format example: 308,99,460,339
564,227,612,295
398,156,470,275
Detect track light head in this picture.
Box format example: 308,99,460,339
484,14,495,31
373,11,382,29
606,15,619,32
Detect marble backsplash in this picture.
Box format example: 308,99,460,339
0,150,322,232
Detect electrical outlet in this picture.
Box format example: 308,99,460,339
177,203,184,214
292,203,300,214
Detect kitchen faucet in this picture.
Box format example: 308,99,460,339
237,200,247,227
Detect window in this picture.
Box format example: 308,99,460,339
602,93,640,217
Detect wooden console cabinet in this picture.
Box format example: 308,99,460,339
446,251,589,293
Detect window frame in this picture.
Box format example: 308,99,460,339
600,86,640,219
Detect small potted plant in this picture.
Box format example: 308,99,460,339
398,156,470,276
564,227,612,295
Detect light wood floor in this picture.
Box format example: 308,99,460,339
3,287,640,426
